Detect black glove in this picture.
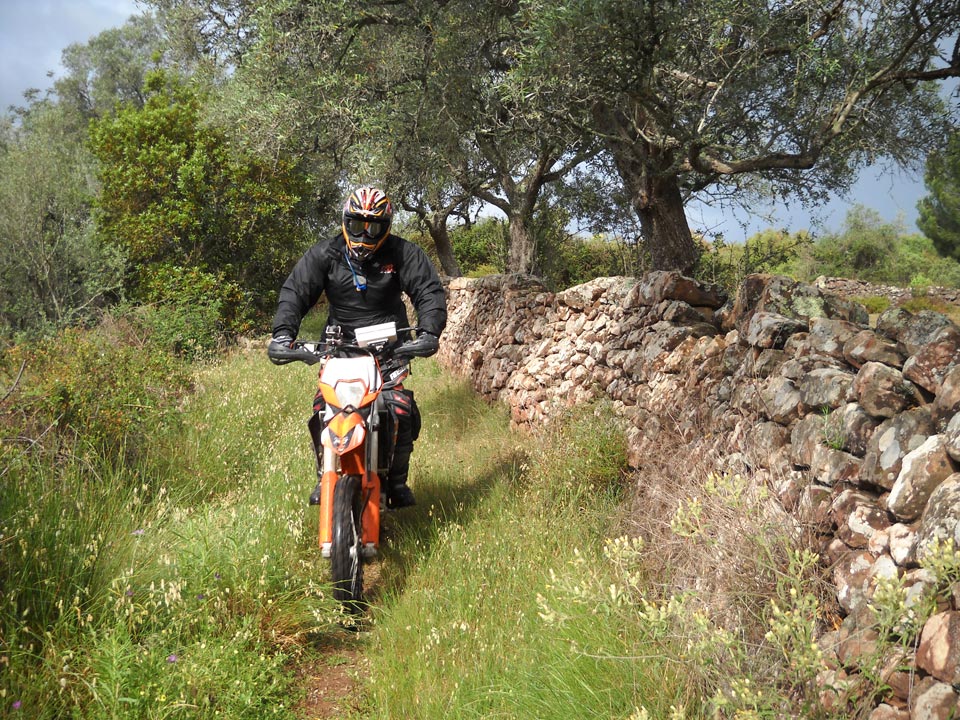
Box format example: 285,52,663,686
267,335,295,364
395,331,440,358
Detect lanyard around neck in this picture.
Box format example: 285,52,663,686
343,249,367,291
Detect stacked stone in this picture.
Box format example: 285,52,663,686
815,276,960,309
438,271,960,719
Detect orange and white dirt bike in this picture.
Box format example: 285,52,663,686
268,322,429,612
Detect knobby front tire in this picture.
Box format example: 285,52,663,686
330,474,365,613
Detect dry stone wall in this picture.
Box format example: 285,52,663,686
436,271,960,719
815,277,960,308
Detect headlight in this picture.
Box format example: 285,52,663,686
334,379,367,409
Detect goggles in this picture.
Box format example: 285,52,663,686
345,217,387,238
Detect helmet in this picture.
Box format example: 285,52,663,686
342,186,393,262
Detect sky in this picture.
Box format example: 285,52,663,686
0,0,951,242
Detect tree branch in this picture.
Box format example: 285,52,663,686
0,361,26,407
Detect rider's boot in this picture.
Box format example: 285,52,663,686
309,481,321,506
385,448,416,509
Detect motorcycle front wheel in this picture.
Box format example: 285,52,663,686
330,474,365,613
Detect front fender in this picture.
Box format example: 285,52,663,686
321,411,366,455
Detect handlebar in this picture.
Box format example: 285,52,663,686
267,326,436,366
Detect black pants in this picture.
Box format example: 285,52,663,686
312,387,419,488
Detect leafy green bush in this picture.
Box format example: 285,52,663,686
450,217,508,275
697,229,812,292
538,232,639,289
90,69,312,316
0,314,190,460
909,273,933,296
135,264,252,358
448,213,641,289
780,207,960,287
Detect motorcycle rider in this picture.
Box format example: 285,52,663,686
269,186,447,509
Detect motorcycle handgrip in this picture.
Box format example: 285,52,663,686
393,332,440,359
267,343,324,366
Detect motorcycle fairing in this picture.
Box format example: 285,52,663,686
317,356,382,410
313,353,385,556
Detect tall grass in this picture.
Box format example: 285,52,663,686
362,372,858,719
5,344,858,719
1,348,345,718
362,368,695,719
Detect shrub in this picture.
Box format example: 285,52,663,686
900,296,960,325
135,264,253,358
466,263,500,278
697,229,812,292
537,232,640,290
909,273,933,296
782,207,960,288
0,314,190,460
450,218,508,275
851,295,891,315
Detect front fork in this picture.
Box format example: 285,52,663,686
309,414,381,559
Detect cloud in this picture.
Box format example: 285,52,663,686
0,0,142,111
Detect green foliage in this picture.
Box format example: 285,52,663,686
450,218,508,275
539,232,638,289
917,131,960,261
0,315,190,460
89,69,312,315
696,228,812,292
448,213,639,289
0,348,341,719
508,0,958,271
53,13,167,120
366,390,658,719
851,295,892,315
136,264,252,357
899,296,960,326
781,206,960,288
534,203,640,289
0,102,126,336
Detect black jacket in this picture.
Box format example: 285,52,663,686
271,233,447,340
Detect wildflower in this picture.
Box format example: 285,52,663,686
12,701,21,710
166,654,178,663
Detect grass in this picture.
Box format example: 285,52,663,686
4,344,864,719
361,370,694,719
900,295,960,325
1,348,346,718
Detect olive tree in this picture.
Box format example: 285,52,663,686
918,131,960,261
509,0,960,274
0,105,125,335
54,13,169,121
154,0,595,276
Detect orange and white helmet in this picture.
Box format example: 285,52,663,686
342,186,393,262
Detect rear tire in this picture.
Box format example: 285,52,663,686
330,474,365,613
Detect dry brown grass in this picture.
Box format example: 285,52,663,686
619,418,841,714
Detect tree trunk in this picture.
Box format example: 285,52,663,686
596,106,699,275
426,216,462,277
506,216,537,275
634,174,698,275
